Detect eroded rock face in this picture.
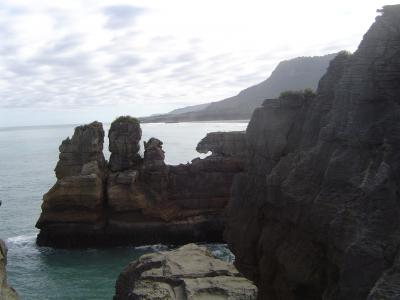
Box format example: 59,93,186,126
225,6,400,299
114,244,257,300
0,240,19,300
196,131,247,158
142,138,169,196
55,121,106,179
36,122,108,247
37,119,246,247
109,117,142,172
1,203,19,299
104,133,245,246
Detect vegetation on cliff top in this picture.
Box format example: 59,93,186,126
279,88,316,101
111,116,140,126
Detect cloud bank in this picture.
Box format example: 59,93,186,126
0,0,397,126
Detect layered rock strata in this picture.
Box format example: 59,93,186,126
109,116,142,172
37,122,108,247
37,123,245,247
225,5,400,299
113,243,257,300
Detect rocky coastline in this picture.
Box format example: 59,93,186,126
225,5,400,299
36,117,246,248
33,5,400,300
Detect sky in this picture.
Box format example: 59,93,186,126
0,0,398,127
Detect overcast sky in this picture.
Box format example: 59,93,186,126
0,0,398,127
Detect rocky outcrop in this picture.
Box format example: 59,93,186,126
54,121,106,179
114,243,257,300
142,138,169,196
225,5,400,300
109,116,142,172
0,240,19,300
196,131,247,158
1,202,19,299
36,122,108,247
36,123,246,247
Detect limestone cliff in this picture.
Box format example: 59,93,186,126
113,244,257,300
225,5,400,299
36,120,246,247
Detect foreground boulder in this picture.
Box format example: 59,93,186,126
225,5,400,299
36,120,246,247
114,244,257,300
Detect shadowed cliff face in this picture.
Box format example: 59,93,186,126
225,5,400,300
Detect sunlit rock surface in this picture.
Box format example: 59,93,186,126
114,244,257,300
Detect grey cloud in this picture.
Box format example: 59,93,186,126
103,5,145,29
108,54,142,73
0,4,27,15
5,59,38,77
158,52,196,65
48,35,84,54
151,35,175,43
32,51,92,68
169,63,197,78
140,65,159,74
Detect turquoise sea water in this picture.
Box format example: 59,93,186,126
0,122,247,300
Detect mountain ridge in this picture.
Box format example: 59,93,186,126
140,53,337,123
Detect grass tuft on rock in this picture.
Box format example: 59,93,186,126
279,88,316,101
112,116,140,126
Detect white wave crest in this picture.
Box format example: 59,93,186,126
6,234,36,245
134,244,170,252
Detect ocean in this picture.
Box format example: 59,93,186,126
0,122,247,300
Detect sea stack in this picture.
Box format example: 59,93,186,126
108,116,142,172
36,118,246,247
225,5,400,299
36,122,108,247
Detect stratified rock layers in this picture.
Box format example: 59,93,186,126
225,6,400,300
109,117,142,172
37,121,245,247
113,243,257,300
37,122,108,247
